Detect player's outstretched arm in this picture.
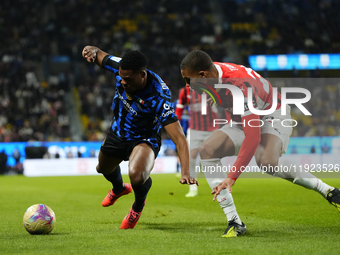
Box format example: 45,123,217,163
211,114,261,201
82,45,109,66
164,121,199,186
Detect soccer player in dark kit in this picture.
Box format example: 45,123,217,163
82,46,198,229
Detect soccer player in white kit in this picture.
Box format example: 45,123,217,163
180,50,340,237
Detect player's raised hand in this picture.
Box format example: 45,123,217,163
211,178,235,201
82,46,98,63
179,175,199,186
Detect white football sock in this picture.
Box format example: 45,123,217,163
273,158,334,198
189,184,198,192
201,158,242,224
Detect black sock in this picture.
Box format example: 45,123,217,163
132,177,152,212
103,165,125,194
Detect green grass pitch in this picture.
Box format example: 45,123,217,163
1,173,340,255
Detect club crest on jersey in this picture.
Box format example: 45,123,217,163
126,92,133,100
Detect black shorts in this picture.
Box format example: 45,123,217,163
100,128,162,161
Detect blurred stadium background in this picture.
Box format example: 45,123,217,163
1,0,340,176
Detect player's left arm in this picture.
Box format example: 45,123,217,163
211,114,261,200
164,121,199,186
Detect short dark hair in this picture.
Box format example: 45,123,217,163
120,50,147,72
180,50,214,72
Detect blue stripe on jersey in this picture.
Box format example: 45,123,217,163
155,99,164,113
102,55,178,141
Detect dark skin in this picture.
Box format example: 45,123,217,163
181,66,282,200
82,46,198,186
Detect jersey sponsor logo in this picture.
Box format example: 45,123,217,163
162,109,174,117
117,91,137,116
163,103,170,110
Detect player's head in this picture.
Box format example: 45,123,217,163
180,50,216,86
119,50,148,93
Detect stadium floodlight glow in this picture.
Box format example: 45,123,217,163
248,53,340,71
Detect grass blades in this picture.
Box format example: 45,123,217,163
1,173,340,255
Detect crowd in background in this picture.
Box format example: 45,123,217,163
284,79,340,137
220,0,340,64
0,58,71,142
1,0,340,144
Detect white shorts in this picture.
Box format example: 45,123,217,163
188,129,214,150
219,106,293,156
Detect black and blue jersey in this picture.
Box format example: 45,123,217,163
101,55,178,142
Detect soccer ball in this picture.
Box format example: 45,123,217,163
23,204,56,235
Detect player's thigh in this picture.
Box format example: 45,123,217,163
128,143,155,180
256,108,293,166
199,129,239,159
255,133,283,167
190,148,199,159
97,150,123,174
261,106,293,155
188,129,213,150
189,129,213,158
